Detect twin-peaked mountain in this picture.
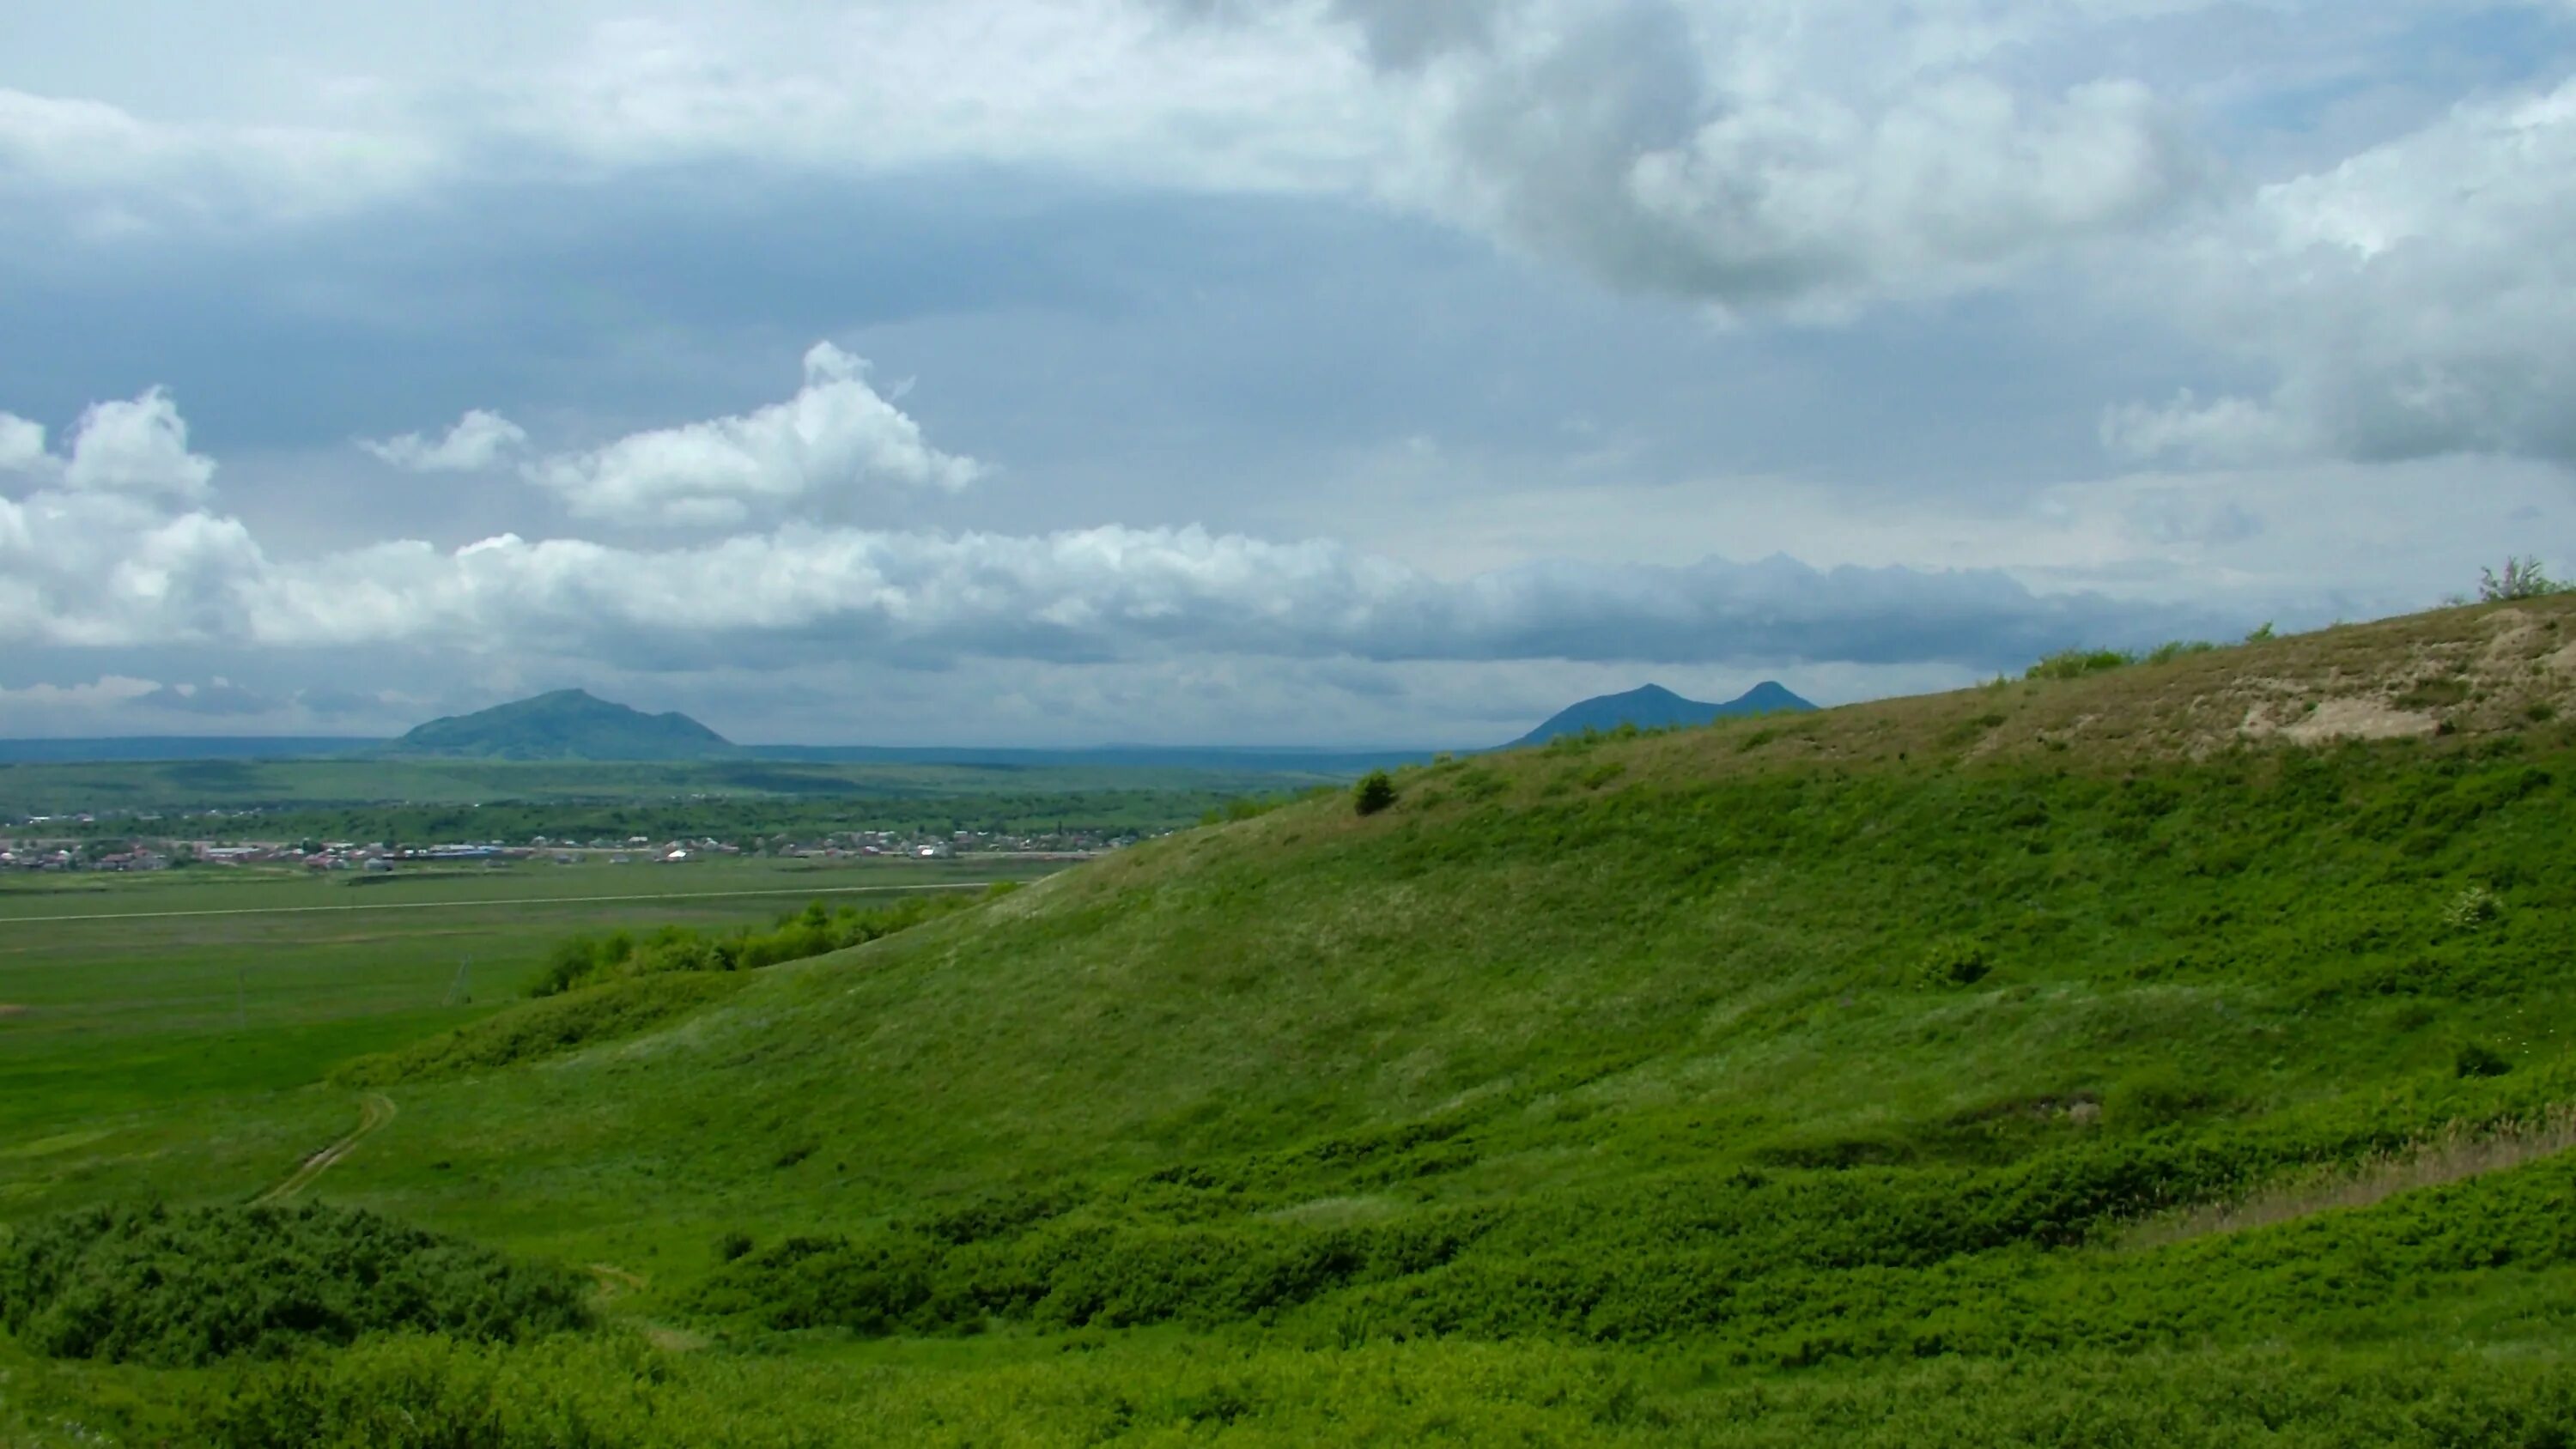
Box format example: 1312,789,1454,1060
1510,682,1815,748
381,682,1817,762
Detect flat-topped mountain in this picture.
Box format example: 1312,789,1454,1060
387,688,734,761
1512,680,1814,746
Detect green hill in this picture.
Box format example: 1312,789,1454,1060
387,688,735,761
1514,681,1814,746
14,599,2576,1444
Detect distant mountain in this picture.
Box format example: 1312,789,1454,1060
1512,682,1815,747
387,690,735,761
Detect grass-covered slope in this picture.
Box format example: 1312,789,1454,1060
17,598,2576,1443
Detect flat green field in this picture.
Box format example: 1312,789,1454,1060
0,857,1060,1221
0,756,1345,815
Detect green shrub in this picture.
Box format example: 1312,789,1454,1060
337,973,745,1086
713,1231,755,1264
530,893,980,997
1353,771,1398,816
2108,1069,2218,1127
1917,938,1990,987
2025,648,2136,682
2455,1041,2512,1079
0,1203,588,1367
2479,556,2568,602
2443,883,2501,931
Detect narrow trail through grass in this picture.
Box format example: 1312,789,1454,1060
252,1094,396,1206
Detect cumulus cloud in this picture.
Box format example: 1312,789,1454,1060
0,390,216,502
0,413,44,472
1389,2,2206,312
361,409,529,472
2108,75,2576,468
3,2,2217,314
520,343,982,526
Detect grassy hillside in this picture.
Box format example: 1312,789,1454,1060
10,599,2576,1443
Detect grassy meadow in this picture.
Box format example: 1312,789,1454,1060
0,755,1354,820
9,599,2576,1443
0,858,1055,1222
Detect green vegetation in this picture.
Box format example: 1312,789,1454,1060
2024,638,2220,680
0,1203,587,1367
9,598,2576,1441
0,855,1055,1214
1352,769,1399,815
2481,556,2571,603
0,755,1353,822
529,890,996,996
332,974,751,1087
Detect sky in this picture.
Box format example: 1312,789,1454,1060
3,0,2573,746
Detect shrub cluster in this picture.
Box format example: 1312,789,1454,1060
532,890,989,997
0,1203,589,1367
336,973,745,1087
1352,770,1399,816
2024,639,2219,681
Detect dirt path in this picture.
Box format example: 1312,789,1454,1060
253,1093,396,1206
3,880,1004,926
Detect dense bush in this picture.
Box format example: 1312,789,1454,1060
532,890,990,997
2480,556,2568,602
336,973,747,1086
0,1203,589,1367
1352,770,1399,816
167,1333,2576,1448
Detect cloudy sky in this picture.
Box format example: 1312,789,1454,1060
3,0,2572,745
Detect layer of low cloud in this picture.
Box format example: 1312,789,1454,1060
0,380,2227,676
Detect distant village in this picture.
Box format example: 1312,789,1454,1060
0,822,1132,874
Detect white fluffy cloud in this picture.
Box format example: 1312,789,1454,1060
521,343,982,526
1376,2,2206,312
1,1,2223,312
361,409,529,472
0,389,216,502
2107,74,2576,468
0,413,45,472
0,381,2212,670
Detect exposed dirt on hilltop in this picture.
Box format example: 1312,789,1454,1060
1589,596,2576,786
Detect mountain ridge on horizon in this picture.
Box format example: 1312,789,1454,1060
1511,680,1816,747
386,688,738,761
